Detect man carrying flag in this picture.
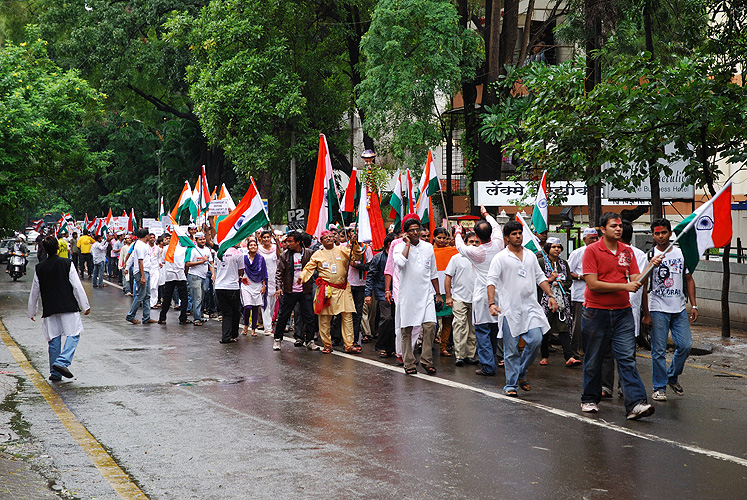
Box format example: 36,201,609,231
306,134,340,238
642,218,698,402
159,218,194,325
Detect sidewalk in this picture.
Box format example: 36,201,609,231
687,323,747,377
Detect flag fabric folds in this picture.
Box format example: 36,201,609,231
172,180,197,223
674,181,733,273
164,216,195,265
342,168,359,213
216,178,270,259
356,182,386,249
306,134,338,238
516,214,541,253
531,171,549,234
416,149,440,222
389,170,404,226
405,169,416,215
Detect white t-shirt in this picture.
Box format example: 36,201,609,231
291,253,303,293
445,253,474,303
648,247,688,313
187,245,210,279
567,245,587,303
214,251,242,290
92,241,108,264
130,240,152,273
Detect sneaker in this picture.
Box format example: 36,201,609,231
273,340,281,351
455,358,464,367
652,390,667,402
294,340,305,347
626,402,655,420
306,340,321,351
581,402,599,413
668,381,684,395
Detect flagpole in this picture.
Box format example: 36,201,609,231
637,179,733,282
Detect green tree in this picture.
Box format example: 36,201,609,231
0,31,108,232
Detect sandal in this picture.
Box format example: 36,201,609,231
361,335,372,343
519,380,531,392
193,321,203,326
344,346,361,354
157,320,166,325
242,326,248,336
498,359,504,367
251,331,258,337
566,357,582,367
504,390,518,397
321,347,333,354
405,367,417,375
539,358,548,366
378,350,390,358
421,364,437,375
219,338,238,343
440,349,453,357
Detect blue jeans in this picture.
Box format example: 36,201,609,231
502,318,542,392
188,274,204,322
48,334,80,377
474,322,501,375
126,271,151,322
650,310,692,391
92,262,105,286
581,307,648,412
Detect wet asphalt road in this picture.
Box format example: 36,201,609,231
0,270,746,499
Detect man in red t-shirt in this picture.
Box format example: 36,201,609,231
580,212,663,420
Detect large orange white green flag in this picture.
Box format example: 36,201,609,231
674,181,732,273
218,183,236,211
531,170,549,234
216,177,269,258
516,213,541,253
306,134,338,237
197,165,211,213
356,182,386,249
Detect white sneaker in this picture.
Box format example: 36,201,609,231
652,390,667,402
306,340,321,351
581,403,599,413
272,340,281,351
627,402,655,420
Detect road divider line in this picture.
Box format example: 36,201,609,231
322,341,747,468
0,320,149,499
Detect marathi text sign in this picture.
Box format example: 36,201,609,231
475,181,589,206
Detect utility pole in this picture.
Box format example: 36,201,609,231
290,131,297,210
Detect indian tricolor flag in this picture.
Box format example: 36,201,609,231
516,213,542,253
164,216,195,265
197,165,211,214
389,170,404,226
356,181,386,249
415,149,440,221
674,181,733,273
216,177,269,258
218,183,236,211
531,170,549,234
405,169,416,214
306,134,339,238
341,168,359,213
171,180,197,223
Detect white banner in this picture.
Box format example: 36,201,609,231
208,199,230,216
475,181,589,206
141,218,163,236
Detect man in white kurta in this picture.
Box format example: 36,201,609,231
393,215,443,375
454,206,505,376
28,236,90,381
487,221,557,396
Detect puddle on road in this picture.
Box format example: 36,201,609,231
115,346,176,352
172,377,257,388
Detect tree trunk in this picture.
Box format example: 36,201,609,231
643,1,662,221
446,118,454,214
346,4,375,152
500,0,520,71
722,242,731,338
518,0,536,65
198,134,225,188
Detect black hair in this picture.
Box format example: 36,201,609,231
285,231,303,244
156,235,165,245
82,229,89,236
42,236,59,255
383,232,397,250
433,227,449,238
260,230,272,238
136,228,149,239
651,218,671,232
465,231,477,241
301,232,312,248
599,212,622,228
402,218,421,232
503,220,522,237
544,241,563,253
621,219,633,244
474,220,492,242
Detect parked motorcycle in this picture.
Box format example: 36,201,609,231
8,252,26,281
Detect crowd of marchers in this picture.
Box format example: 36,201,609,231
26,207,698,421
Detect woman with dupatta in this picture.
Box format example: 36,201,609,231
240,239,267,336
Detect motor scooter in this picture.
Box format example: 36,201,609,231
9,251,26,281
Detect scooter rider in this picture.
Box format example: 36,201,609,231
7,234,29,275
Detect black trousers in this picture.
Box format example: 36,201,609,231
275,292,314,342
216,289,241,342
79,253,93,277
351,286,365,342
159,280,188,324
374,300,396,354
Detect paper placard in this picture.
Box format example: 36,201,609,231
208,199,230,216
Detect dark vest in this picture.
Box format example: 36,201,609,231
35,256,80,318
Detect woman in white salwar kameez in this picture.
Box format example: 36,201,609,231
240,239,267,336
